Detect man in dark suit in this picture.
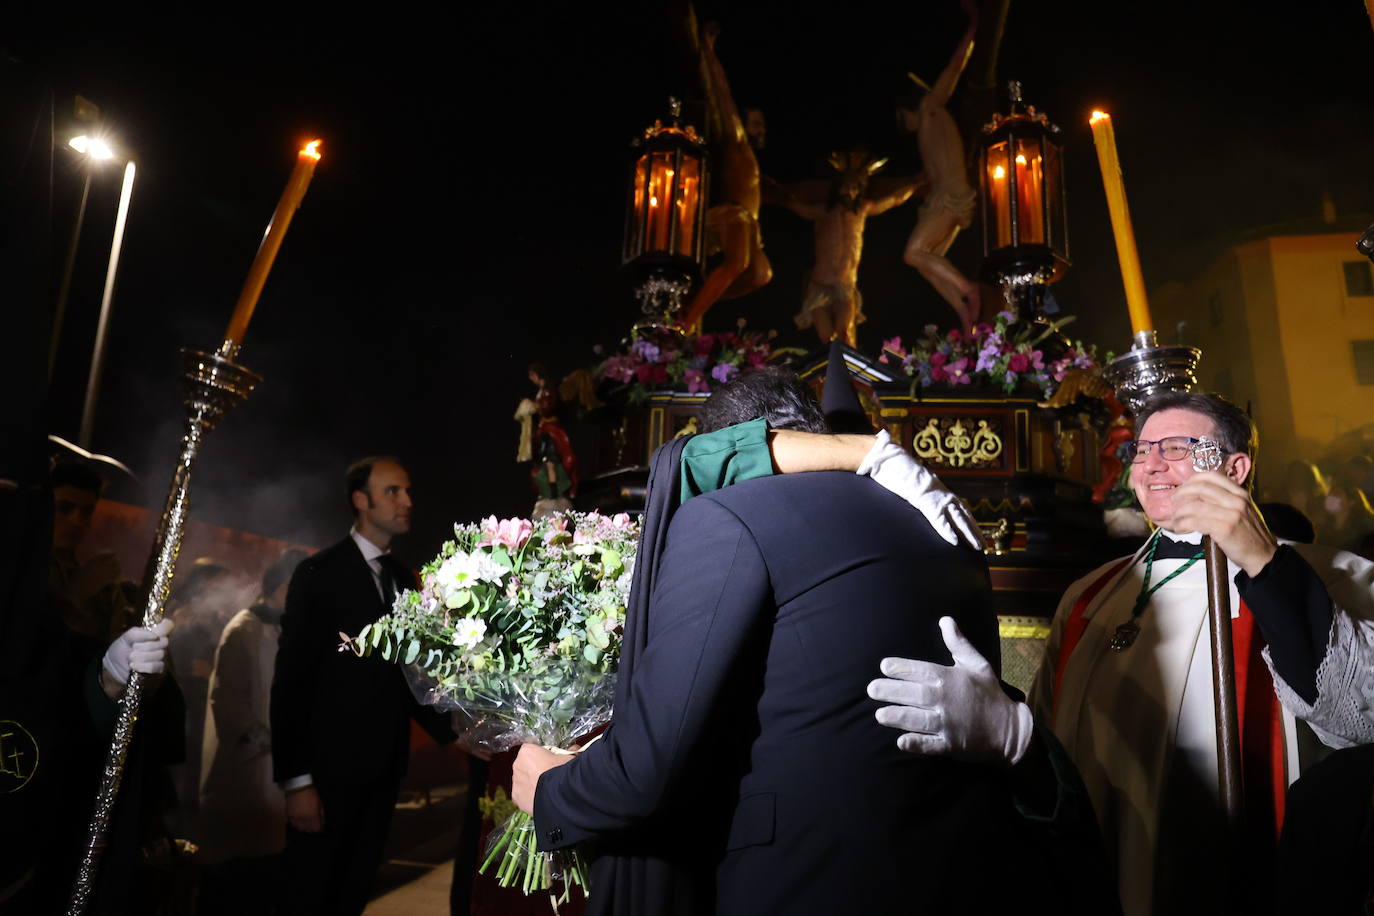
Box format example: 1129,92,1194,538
270,455,455,914
511,370,1065,914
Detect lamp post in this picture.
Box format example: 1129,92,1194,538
78,155,137,450
622,97,709,332
977,82,1069,318
50,135,117,382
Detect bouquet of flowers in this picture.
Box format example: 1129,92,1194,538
878,311,1105,399
345,511,639,907
596,321,797,403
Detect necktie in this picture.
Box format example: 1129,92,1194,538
376,554,407,609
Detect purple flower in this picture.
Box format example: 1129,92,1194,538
946,357,972,385
711,362,739,384
684,368,711,393
632,339,661,362
975,344,1000,373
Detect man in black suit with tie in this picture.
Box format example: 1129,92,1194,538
270,455,455,914
511,370,1087,914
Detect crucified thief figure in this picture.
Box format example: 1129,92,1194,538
779,151,920,347
678,21,772,334
898,0,980,332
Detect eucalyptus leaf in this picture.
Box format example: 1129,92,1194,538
404,639,420,665
583,645,602,664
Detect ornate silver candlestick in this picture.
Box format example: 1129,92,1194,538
1100,329,1201,414
67,346,260,915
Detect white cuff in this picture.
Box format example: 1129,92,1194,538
282,773,314,791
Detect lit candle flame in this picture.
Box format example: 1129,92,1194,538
301,139,322,160
1089,110,1110,125
992,165,1005,180
1015,154,1027,165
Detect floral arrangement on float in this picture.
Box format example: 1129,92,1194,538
595,320,798,402
345,510,639,907
878,310,1108,399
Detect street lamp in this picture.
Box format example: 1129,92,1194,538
62,133,138,451
50,134,121,379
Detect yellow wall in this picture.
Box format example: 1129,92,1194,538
1149,231,1374,475
1267,234,1374,463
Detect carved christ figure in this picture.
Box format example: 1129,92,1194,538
678,22,772,334
777,152,921,347
899,0,981,331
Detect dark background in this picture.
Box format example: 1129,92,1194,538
10,1,1374,560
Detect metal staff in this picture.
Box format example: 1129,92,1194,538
67,139,318,914
1104,335,1245,831
66,348,259,915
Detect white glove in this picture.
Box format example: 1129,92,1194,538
102,619,174,686
867,616,1033,767
857,430,984,550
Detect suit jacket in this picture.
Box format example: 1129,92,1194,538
270,536,452,788
535,471,1039,915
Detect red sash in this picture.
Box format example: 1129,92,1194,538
1052,560,1285,836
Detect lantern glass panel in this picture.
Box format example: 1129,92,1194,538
1044,140,1066,255
984,140,1013,249
629,150,705,259
1012,137,1046,246
673,154,703,258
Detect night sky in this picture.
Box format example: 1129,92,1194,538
12,2,1374,560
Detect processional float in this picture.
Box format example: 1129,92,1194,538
66,140,323,915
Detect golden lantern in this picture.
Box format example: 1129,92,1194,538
623,98,709,329
978,82,1069,315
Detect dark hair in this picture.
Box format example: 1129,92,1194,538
346,456,402,517
262,547,309,597
698,367,828,434
1135,391,1256,460
51,462,104,495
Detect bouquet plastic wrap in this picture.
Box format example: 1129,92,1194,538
346,511,638,908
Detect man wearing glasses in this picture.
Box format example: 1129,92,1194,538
869,391,1374,915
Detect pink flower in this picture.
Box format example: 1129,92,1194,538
930,352,948,368
879,336,906,365
930,365,949,382
693,334,716,356
684,368,711,394
947,329,963,342
946,357,972,384
1008,352,1030,373
481,517,533,551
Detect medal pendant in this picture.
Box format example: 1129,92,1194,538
1109,620,1140,651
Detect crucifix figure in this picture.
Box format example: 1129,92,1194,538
776,151,922,347
898,0,981,331
678,21,772,334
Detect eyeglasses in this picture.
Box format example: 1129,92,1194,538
1125,436,1202,463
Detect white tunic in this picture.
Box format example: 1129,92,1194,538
198,607,285,862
